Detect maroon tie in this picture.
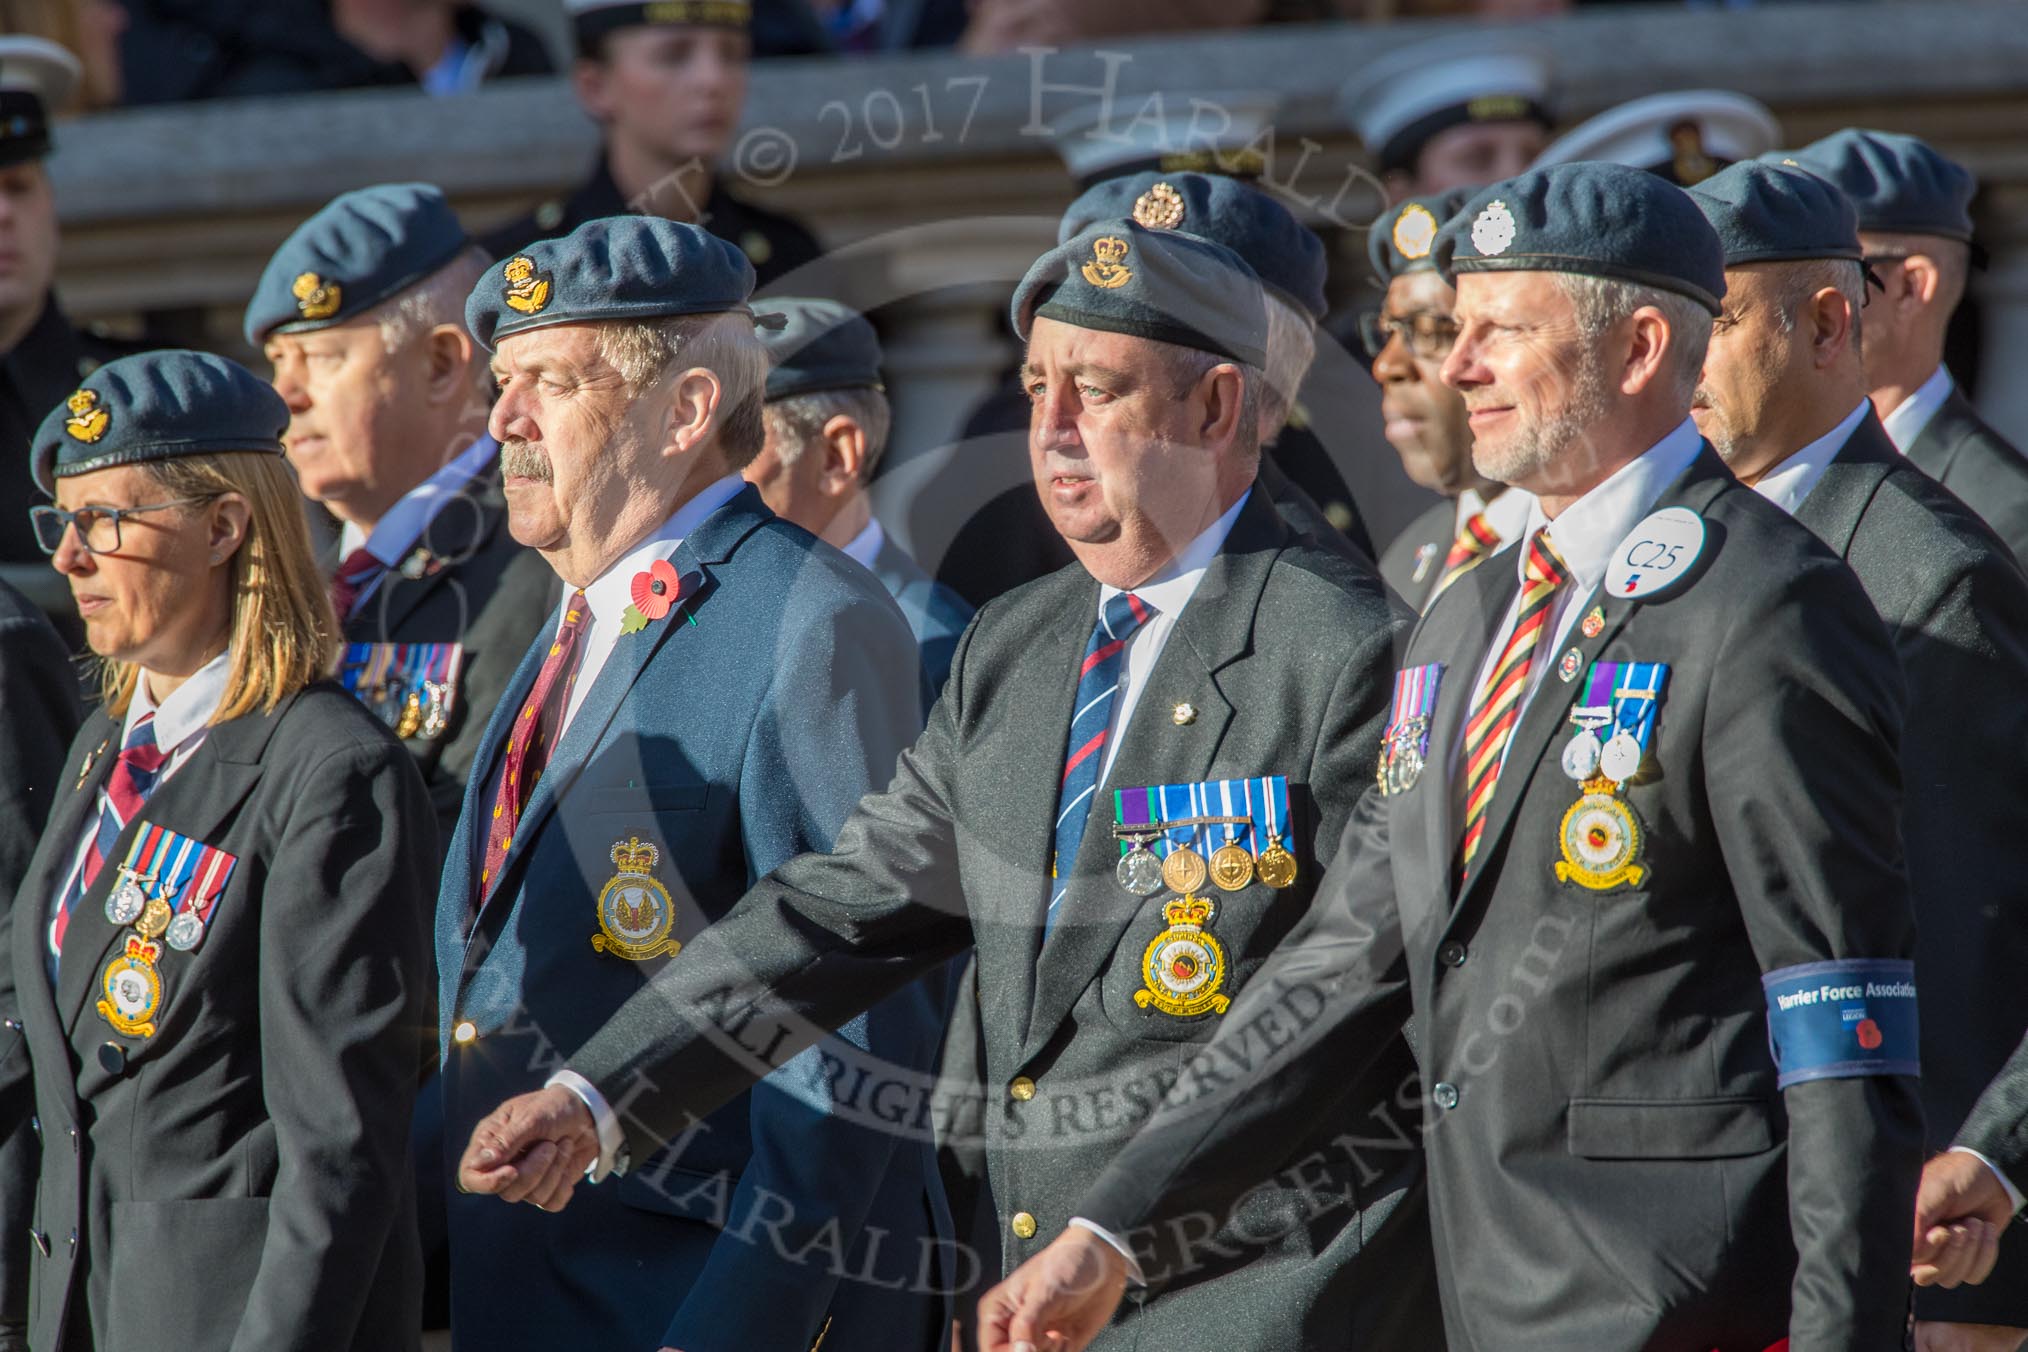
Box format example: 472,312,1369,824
477,591,591,906
330,546,382,620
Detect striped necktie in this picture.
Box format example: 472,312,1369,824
50,713,166,975
1047,591,1155,935
476,591,592,908
1459,528,1567,875
1433,511,1502,601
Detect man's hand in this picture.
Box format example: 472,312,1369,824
1912,1151,2017,1288
1913,1322,2028,1352
456,1086,601,1212
977,1227,1130,1352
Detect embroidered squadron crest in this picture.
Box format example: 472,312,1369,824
291,271,342,321
502,255,553,315
1556,776,1646,890
1392,204,1438,261
592,836,681,961
63,388,109,443
1132,181,1186,230
98,936,165,1038
1134,895,1231,1017
1471,200,1517,257
1081,236,1133,289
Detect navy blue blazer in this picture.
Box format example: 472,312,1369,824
434,486,952,1352
866,527,973,696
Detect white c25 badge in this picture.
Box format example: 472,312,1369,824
1605,508,1706,600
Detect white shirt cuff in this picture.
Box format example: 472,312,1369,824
1949,1145,2027,1214
1068,1217,1146,1287
545,1068,625,1182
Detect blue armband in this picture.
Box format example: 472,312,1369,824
1761,959,1919,1089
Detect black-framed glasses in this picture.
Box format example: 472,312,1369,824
1359,309,1462,363
28,497,212,556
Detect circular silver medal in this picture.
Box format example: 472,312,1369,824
1561,729,1603,781
165,910,205,952
1116,845,1165,896
105,877,147,926
1600,730,1643,783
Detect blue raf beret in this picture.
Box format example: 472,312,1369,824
244,182,470,346
1788,129,1975,243
1686,160,1863,268
1369,189,1471,284
1057,171,1327,321
755,298,883,401
465,215,757,351
33,351,289,494
1013,218,1268,370
1436,161,1726,316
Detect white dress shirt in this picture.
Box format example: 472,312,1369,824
1453,483,1536,557
1881,365,1954,454
840,517,885,571
337,434,500,613
1748,400,1873,516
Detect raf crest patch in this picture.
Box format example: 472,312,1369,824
1392,204,1438,261
1132,181,1186,230
1081,236,1133,290
502,255,554,315
593,836,682,961
64,388,109,443
1471,199,1517,257
291,271,342,321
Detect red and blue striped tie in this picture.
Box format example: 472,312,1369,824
1047,591,1154,935
50,713,166,975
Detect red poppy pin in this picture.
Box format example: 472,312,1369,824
620,559,693,634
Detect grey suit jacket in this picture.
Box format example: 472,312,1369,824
1958,1031,2028,1184
564,484,1442,1349
1377,498,1454,612
1796,412,2028,1324
1905,387,2028,565
1076,446,1924,1352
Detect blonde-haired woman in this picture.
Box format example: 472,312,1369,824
0,351,435,1352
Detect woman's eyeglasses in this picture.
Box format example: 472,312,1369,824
28,497,212,556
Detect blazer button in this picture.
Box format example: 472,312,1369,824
1008,1076,1036,1102
1432,1082,1460,1111
1010,1211,1038,1240
453,1021,478,1045
1437,940,1467,968
98,1042,127,1075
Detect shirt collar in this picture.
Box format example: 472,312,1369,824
1098,488,1251,620
1749,400,1873,516
1882,364,1954,453
1518,418,1704,595
129,650,232,755
574,473,747,625
1455,484,1535,549
840,517,885,571
340,434,501,565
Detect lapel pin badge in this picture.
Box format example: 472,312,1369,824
1171,702,1197,726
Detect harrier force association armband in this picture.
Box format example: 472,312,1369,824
1761,958,1919,1089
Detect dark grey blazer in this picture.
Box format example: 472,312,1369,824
1904,386,2028,565
1795,411,2028,1325
564,484,1442,1350
1957,1030,2028,1183
1377,498,1454,612
1075,446,1924,1352
0,685,436,1352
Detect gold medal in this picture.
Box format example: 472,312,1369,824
135,896,172,941
592,837,682,961
1209,843,1254,891
1256,838,1298,889
396,690,424,740
1161,843,1207,895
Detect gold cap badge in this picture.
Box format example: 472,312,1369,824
1132,181,1186,230
291,271,342,321
503,255,553,315
1392,204,1438,262
64,388,108,444
1081,236,1133,290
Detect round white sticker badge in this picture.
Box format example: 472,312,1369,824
1605,507,1706,600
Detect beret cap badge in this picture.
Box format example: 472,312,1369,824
1081,236,1134,290
1471,199,1517,257
1392,204,1438,262
1132,182,1187,230
502,255,553,315
291,271,342,321
64,388,108,444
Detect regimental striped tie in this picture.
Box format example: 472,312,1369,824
50,713,166,976
476,591,591,910
1433,511,1502,601
1458,528,1567,875
1046,591,1155,936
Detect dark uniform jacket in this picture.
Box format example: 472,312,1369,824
865,528,972,696
561,485,1443,1351
1377,497,1455,612
1792,411,2028,1327
1075,445,1925,1352
1958,1030,2028,1184
478,157,822,290
435,487,949,1352
1904,386,2028,566
0,684,436,1352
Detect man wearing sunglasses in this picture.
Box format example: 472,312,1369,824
1367,192,1533,612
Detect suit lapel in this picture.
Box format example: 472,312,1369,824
1792,413,1898,558
1904,388,1974,481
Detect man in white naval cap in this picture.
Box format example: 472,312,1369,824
1532,89,1782,188
1340,33,1555,202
